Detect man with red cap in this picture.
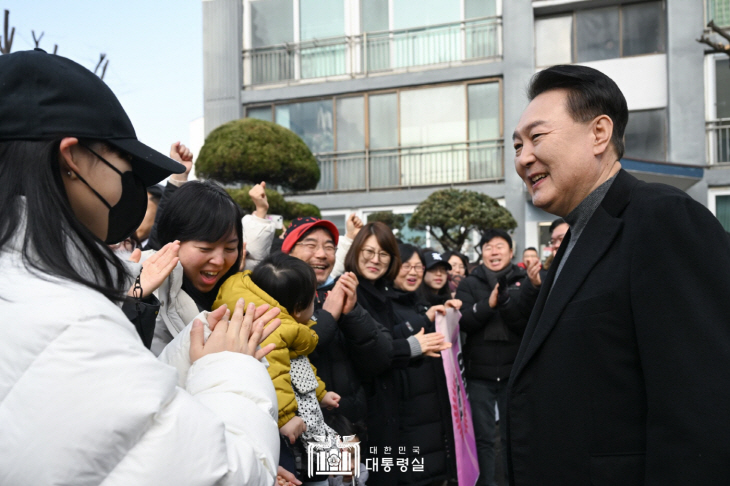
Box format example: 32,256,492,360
280,216,392,431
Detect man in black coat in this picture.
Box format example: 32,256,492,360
508,64,730,485
456,229,540,486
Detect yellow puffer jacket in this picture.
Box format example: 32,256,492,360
214,271,326,428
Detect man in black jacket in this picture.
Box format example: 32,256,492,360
456,229,540,486
508,64,730,485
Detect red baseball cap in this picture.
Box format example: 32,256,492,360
282,217,339,253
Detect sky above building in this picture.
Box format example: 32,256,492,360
2,0,203,158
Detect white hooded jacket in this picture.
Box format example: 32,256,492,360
0,229,279,485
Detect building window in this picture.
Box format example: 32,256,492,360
707,57,730,164
706,0,730,28
717,195,730,231
245,79,503,191
535,1,665,67
623,109,666,161
245,0,501,86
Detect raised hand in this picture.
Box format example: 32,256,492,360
190,298,282,362
345,213,363,239
127,241,180,298
322,280,346,321
169,141,193,182
525,258,542,287
249,181,269,218
339,272,359,315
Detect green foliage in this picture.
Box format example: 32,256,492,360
367,211,405,233
196,118,320,191
409,189,517,252
227,186,321,221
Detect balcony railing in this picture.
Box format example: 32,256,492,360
308,139,504,193
707,118,730,164
707,0,730,27
244,16,502,87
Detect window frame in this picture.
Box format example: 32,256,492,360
534,1,666,67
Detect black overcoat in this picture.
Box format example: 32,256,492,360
506,170,730,485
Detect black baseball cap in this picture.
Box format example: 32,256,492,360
422,250,451,271
0,49,184,186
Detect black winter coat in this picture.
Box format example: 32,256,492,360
308,281,395,426
390,290,457,486
507,170,730,485
456,264,539,381
354,278,412,486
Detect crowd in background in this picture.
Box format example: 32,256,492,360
113,142,559,486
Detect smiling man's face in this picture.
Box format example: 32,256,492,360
513,89,606,217
288,228,336,286
482,236,513,272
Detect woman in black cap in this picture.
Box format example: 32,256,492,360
0,50,281,485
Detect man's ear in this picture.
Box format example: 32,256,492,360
592,115,614,157
58,137,81,176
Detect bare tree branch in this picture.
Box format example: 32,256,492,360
709,20,730,44
94,53,106,74
1,10,15,54
31,30,44,48
697,35,730,53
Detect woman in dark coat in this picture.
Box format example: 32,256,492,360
343,223,448,486
389,244,462,485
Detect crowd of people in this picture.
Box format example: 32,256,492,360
4,49,730,486
132,161,549,486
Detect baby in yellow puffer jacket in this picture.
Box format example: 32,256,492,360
214,253,340,449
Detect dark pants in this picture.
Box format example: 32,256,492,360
469,378,508,486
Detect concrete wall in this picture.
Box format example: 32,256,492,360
203,0,243,136
501,0,536,254
241,61,504,106
666,0,706,165
290,180,507,211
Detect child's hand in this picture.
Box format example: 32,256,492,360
320,391,341,410
280,416,306,444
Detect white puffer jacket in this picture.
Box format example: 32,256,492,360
0,239,279,485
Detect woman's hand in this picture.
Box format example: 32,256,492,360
426,305,446,322
413,328,451,357
444,299,462,310
127,241,180,298
280,416,307,444
190,298,281,362
320,391,341,410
